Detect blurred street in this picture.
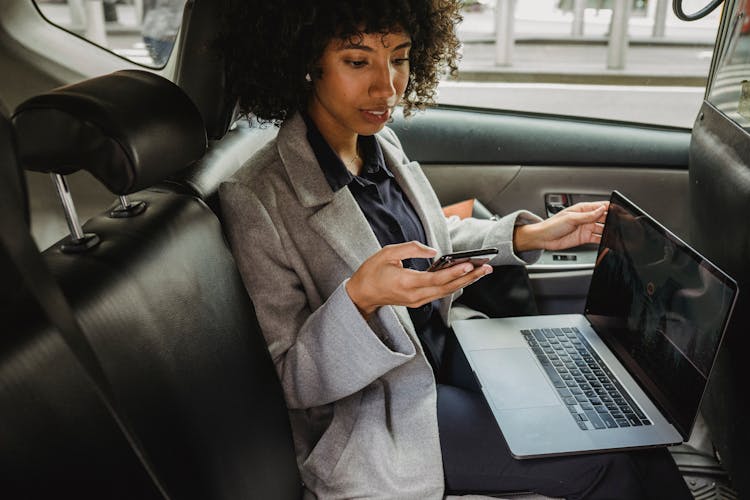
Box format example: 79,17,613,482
37,0,719,84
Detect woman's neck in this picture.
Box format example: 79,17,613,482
306,103,361,175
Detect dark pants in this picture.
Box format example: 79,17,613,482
435,330,692,499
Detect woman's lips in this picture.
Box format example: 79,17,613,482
361,108,391,124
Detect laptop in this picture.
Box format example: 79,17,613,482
452,190,738,458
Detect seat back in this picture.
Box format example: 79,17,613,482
689,102,750,498
5,71,301,499
0,106,168,500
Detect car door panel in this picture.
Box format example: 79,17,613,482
392,106,691,314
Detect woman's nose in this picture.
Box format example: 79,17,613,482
370,65,397,99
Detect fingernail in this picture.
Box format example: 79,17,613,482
462,264,474,274
485,266,493,275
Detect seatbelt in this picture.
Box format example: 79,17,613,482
0,159,170,499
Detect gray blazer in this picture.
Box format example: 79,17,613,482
219,113,541,499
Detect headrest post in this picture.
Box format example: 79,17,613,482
51,173,85,241
119,195,131,209
109,194,147,219
50,173,100,253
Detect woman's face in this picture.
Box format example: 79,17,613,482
307,31,411,142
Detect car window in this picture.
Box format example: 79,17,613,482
707,0,750,127
442,0,721,128
33,0,187,68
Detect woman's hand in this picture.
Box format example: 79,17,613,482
346,241,492,319
514,201,608,252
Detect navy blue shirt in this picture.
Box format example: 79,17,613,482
302,114,446,358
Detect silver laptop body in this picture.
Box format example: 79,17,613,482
453,191,738,459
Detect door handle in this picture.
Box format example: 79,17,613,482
545,193,570,217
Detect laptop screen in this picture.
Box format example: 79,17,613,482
585,191,737,438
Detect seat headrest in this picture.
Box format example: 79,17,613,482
12,70,207,195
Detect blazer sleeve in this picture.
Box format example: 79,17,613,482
446,210,544,265
219,180,416,410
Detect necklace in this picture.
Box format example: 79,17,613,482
343,146,361,171
346,153,361,166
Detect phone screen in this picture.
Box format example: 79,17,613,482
427,248,499,272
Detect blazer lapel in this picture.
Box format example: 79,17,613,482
277,114,381,273
378,132,455,323
377,133,450,255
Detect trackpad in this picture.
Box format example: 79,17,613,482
468,348,560,410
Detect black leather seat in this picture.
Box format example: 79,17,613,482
0,101,167,499
689,102,750,498
3,71,302,499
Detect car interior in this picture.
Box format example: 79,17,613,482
1,0,748,498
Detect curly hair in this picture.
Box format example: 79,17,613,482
221,0,462,123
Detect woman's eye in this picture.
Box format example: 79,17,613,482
393,58,410,66
346,60,367,68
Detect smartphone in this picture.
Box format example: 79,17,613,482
427,247,499,272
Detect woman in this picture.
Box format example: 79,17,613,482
219,1,692,498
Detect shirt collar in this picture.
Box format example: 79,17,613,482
302,111,393,193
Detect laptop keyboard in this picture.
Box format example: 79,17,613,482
521,327,653,431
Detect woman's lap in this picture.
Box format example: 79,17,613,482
435,328,691,499
437,384,692,499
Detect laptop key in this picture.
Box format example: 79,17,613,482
564,397,577,406
584,410,606,429
557,388,572,398
594,405,608,414
615,418,630,427
579,402,593,410
626,414,642,426
576,421,589,431
601,414,618,429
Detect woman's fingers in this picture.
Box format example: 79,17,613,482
379,241,438,262
567,204,606,225
563,201,609,213
403,264,493,307
350,242,495,315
